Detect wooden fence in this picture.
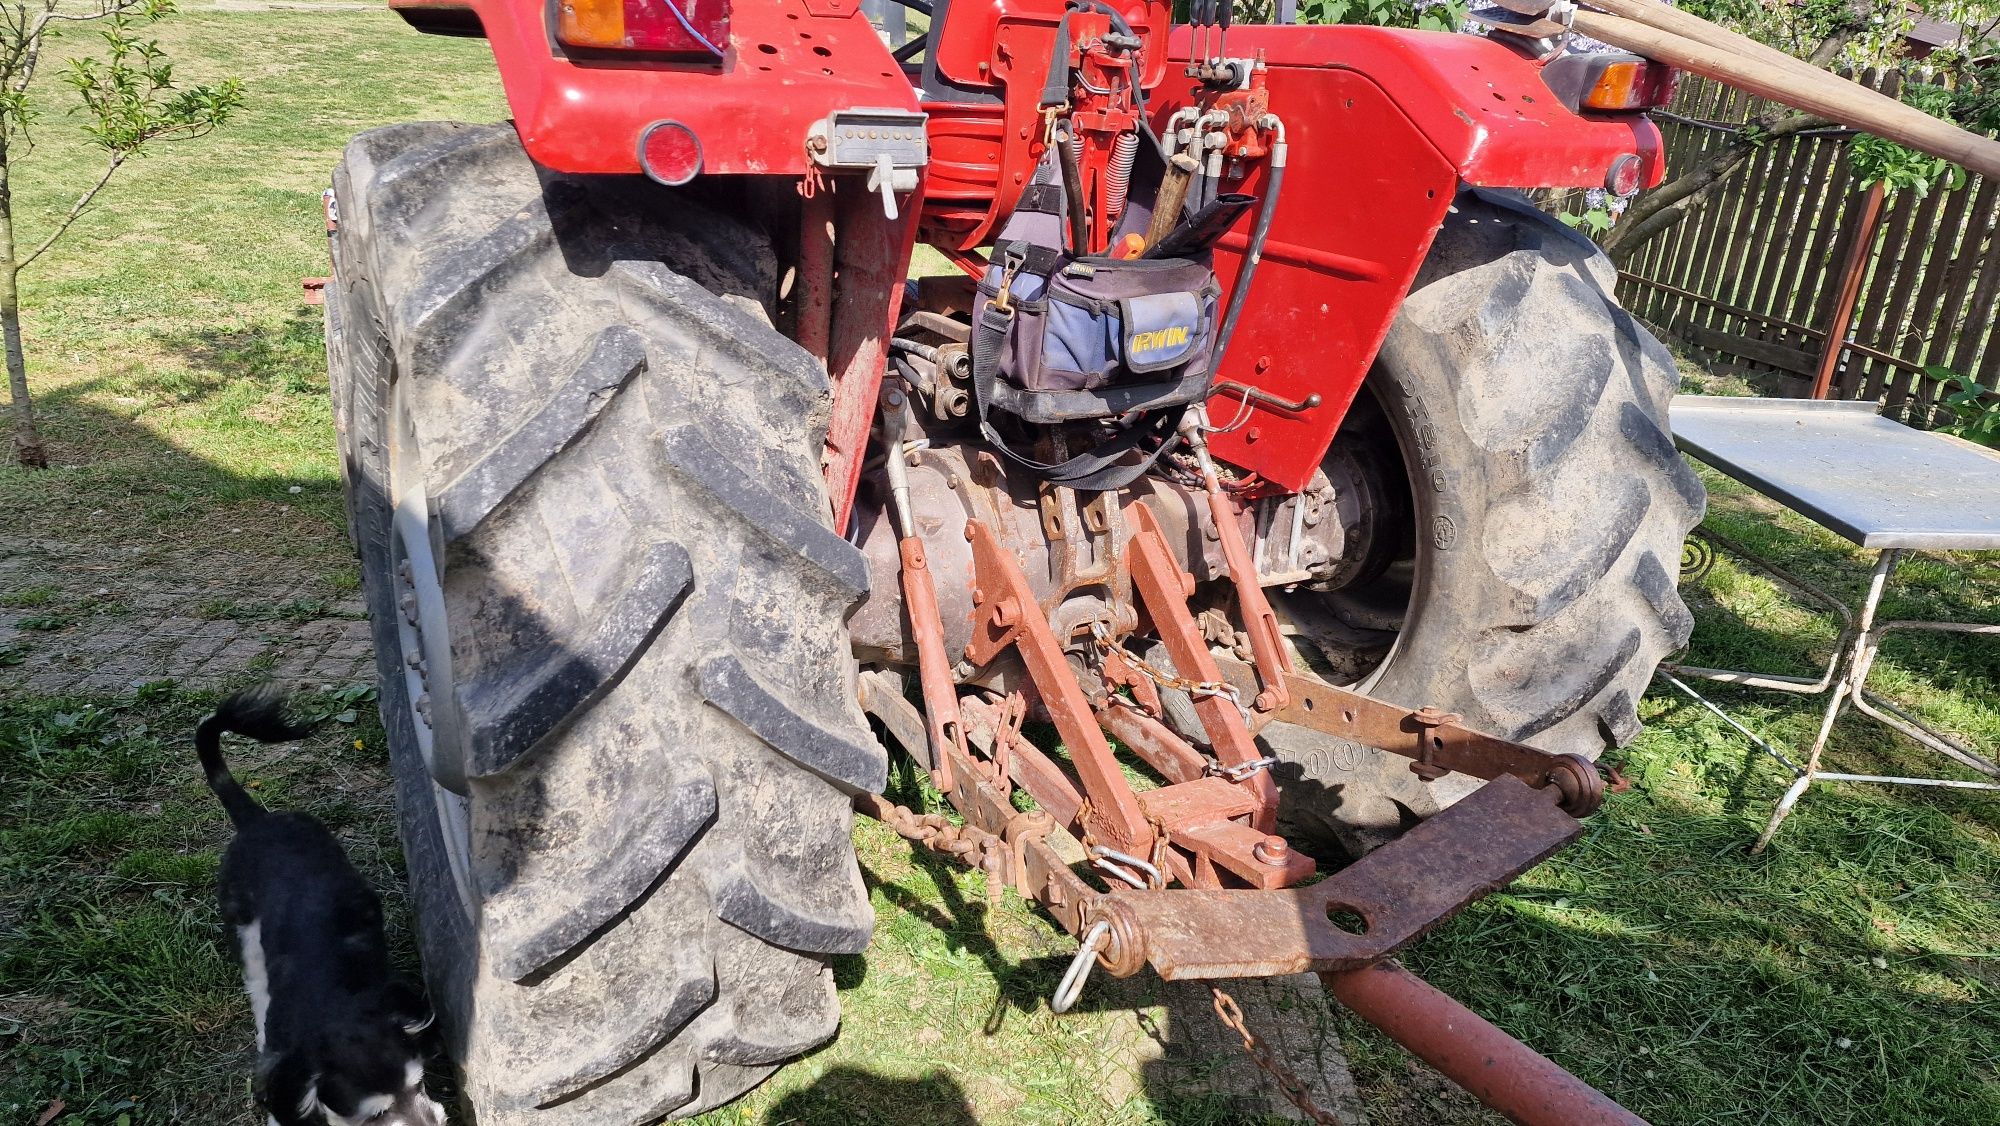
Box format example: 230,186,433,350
1609,71,1999,422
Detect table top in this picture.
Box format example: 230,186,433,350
1671,396,2000,551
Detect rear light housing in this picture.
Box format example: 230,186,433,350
1540,51,1680,114
556,0,731,55
1582,58,1681,111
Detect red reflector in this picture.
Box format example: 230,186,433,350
1607,153,1644,197
639,121,703,186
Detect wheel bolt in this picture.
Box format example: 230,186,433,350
400,593,419,623
414,692,431,723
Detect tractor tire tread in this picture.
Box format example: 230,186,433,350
329,121,882,1125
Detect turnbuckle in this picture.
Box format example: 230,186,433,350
1206,755,1279,782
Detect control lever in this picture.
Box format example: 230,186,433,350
868,153,917,221
1177,405,1293,711
1187,0,1215,65
1211,381,1321,415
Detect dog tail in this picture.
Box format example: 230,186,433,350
197,685,313,827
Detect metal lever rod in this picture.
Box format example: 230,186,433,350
1177,405,1292,712
880,388,964,793
1212,381,1321,415
1322,962,1651,1126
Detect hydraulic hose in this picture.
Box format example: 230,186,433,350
1210,123,1284,378
890,336,942,363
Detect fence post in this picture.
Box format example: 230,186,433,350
1810,181,1886,399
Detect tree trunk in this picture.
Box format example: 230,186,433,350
0,170,44,469
1600,22,1855,265
1604,108,1826,264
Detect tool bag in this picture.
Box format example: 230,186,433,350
971,155,1221,491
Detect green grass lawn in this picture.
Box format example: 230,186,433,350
3,8,1999,1126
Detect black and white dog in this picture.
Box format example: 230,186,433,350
198,686,447,1126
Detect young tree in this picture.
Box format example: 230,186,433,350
1,0,239,468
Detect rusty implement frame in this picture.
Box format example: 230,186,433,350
865,719,1644,1126
864,501,1643,1124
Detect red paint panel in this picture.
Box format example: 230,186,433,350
392,0,918,175
1157,62,1457,493
1180,26,1664,190
932,0,1171,94
1153,26,1663,491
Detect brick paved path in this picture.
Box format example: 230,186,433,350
0,537,375,696
1090,973,1371,1124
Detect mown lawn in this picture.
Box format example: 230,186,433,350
3,8,1999,1126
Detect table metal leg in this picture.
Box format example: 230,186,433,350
1749,549,1899,853
1850,617,2000,779
1664,529,1855,696
1667,534,1999,850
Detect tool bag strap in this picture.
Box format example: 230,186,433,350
971,297,1182,492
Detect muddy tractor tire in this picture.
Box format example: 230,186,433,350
1269,190,1706,860
326,122,885,1124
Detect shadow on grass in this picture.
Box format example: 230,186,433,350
0,315,348,538
762,1067,977,1125
1388,768,2000,1124
0,685,405,1126
859,852,1073,1033
153,306,330,396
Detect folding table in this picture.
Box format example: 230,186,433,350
1661,396,2000,852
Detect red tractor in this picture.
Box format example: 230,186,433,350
322,0,1710,1120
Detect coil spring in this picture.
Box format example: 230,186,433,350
1105,132,1138,223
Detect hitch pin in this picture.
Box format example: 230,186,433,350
1090,845,1162,889
1052,920,1112,1014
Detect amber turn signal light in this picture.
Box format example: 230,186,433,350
1582,59,1681,112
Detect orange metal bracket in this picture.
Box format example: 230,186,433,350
1203,486,1293,711
898,535,964,794
966,520,1152,852
1125,502,1279,831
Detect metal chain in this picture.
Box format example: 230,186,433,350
1205,755,1279,782
1090,621,1252,725
1209,985,1346,1126
858,794,1009,906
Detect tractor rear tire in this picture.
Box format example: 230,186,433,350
1268,189,1705,860
327,121,885,1124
